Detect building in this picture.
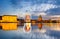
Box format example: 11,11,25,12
25,14,31,22
37,15,42,23
2,15,17,22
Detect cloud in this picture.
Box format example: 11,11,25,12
15,3,58,18
39,4,58,11
49,15,60,20
31,12,47,16
19,3,58,12
50,15,60,17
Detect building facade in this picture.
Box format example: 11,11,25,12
2,15,17,22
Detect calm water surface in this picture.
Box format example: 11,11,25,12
0,23,60,39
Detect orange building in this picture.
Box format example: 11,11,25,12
2,15,17,22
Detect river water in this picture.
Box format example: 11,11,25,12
0,23,60,39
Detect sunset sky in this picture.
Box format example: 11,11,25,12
0,0,60,19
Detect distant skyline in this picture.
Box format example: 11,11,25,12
0,0,60,19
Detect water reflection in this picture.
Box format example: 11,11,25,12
43,23,60,31
0,23,60,39
37,23,42,29
0,23,17,30
0,23,60,31
23,23,31,33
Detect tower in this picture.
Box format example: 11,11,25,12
37,15,42,23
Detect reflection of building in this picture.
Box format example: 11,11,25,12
37,23,42,29
24,23,31,32
2,23,17,30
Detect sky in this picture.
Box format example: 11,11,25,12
0,0,60,19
